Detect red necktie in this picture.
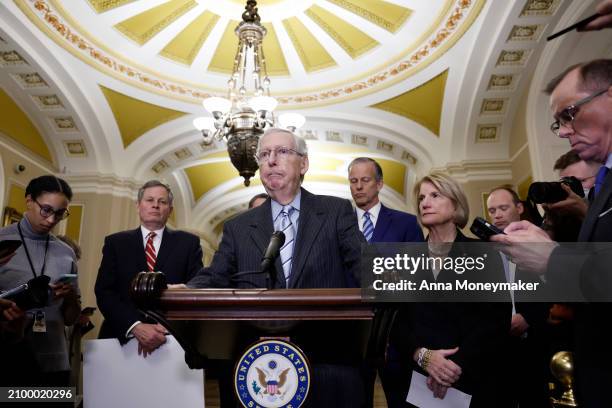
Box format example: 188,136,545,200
145,231,157,272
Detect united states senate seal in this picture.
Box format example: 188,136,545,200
234,339,310,408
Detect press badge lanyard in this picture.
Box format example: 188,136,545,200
17,222,50,279
17,222,50,333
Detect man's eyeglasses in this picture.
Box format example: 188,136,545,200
550,88,607,136
35,199,70,220
255,147,303,163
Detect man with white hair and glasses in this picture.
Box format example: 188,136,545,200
188,128,366,407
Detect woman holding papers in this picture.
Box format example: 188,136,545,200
395,172,510,407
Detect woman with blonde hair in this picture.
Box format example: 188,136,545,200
395,171,510,407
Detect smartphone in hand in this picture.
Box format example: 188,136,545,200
54,274,78,285
470,217,505,241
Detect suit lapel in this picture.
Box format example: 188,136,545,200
580,170,612,241
288,189,324,288
372,204,391,242
248,201,283,286
155,228,175,272
131,228,148,272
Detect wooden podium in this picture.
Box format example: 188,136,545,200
130,273,381,365
156,287,374,321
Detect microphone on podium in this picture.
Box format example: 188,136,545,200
260,230,286,272
229,231,286,288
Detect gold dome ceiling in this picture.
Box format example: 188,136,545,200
18,0,484,107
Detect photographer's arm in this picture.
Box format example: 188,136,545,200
543,184,588,220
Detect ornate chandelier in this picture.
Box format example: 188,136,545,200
193,0,304,186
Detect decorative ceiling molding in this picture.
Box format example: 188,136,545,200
283,17,336,72
61,173,141,198
325,0,412,33
159,11,219,66
16,0,484,107
51,116,78,132
304,5,379,59
86,0,136,14
63,140,87,156
475,124,500,143
114,0,197,46
441,160,513,182
12,72,48,88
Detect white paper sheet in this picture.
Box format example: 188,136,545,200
406,370,471,408
83,336,204,408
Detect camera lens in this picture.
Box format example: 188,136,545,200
528,182,567,204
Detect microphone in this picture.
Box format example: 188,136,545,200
230,231,285,289
260,230,285,273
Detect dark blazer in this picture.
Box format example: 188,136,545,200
95,227,203,342
188,188,365,289
395,231,511,406
548,168,612,407
371,204,424,243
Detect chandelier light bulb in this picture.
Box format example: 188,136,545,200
202,97,231,115
192,117,216,131
250,96,278,113
278,113,306,131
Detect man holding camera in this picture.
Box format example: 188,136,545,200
492,59,612,406
537,151,600,242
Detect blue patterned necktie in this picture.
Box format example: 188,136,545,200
363,211,374,242
594,165,610,196
278,206,296,286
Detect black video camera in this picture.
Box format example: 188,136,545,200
0,275,50,311
527,176,584,204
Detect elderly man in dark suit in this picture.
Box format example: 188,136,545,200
95,180,203,356
188,128,366,407
492,59,612,407
348,157,423,407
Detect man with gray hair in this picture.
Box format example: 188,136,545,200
188,128,366,407
492,59,612,406
96,180,203,356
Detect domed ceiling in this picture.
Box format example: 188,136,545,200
19,0,482,106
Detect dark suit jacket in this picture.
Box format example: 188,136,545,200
95,227,203,342
371,204,424,243
548,168,612,407
188,188,365,289
395,231,511,404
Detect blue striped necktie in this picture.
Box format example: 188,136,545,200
278,206,296,286
594,165,610,196
363,211,374,242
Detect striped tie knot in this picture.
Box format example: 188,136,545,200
145,231,157,272
363,211,374,242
